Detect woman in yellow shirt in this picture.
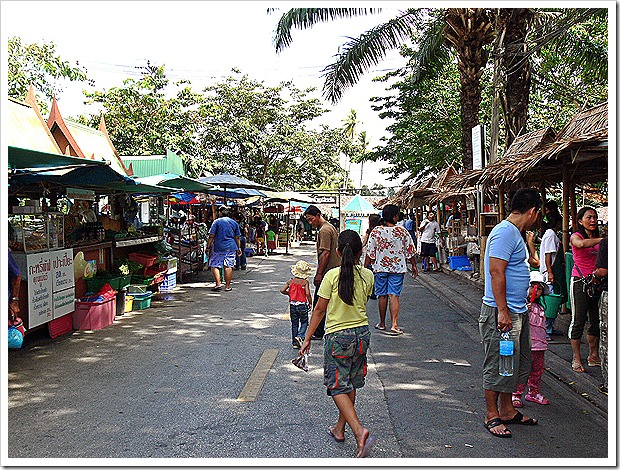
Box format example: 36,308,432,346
299,229,377,458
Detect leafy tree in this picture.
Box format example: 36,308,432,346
196,71,348,189
369,59,465,182
78,63,206,169
8,36,89,113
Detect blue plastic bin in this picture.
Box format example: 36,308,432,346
448,255,472,271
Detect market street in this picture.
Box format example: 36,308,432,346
7,243,608,461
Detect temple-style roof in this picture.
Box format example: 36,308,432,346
7,89,62,154
47,97,131,176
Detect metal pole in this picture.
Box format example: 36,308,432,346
285,200,290,255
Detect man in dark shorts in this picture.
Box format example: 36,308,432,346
419,211,441,271
480,188,541,438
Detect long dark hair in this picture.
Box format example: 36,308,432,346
337,230,363,306
367,214,381,234
575,206,600,239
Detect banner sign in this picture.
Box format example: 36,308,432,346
67,187,96,201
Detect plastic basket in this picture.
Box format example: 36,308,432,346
158,256,178,274
128,252,158,268
448,255,472,271
127,284,148,294
85,275,130,292
73,297,115,330
132,292,153,310
541,293,563,319
131,274,155,286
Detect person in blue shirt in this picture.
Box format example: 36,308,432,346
206,207,241,292
480,188,542,438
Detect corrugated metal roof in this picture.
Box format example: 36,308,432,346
7,98,62,154
122,149,185,177
63,119,129,176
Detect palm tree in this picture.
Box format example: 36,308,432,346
272,7,495,170
356,130,371,188
272,7,605,171
341,109,361,190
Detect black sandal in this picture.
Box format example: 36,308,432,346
484,418,512,438
502,411,538,426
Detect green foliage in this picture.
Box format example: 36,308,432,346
79,64,204,166
8,37,88,113
196,71,347,189
369,60,464,182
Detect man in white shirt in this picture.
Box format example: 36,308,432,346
419,211,442,272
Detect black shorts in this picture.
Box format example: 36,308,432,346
421,242,437,257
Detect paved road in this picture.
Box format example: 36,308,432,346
7,243,609,462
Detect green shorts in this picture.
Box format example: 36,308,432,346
479,303,532,393
323,326,370,396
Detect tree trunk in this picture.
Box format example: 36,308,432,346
499,8,533,149
444,8,495,170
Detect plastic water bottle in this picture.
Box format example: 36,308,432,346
499,330,514,376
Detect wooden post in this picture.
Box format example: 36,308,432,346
562,164,570,251
570,184,577,233
498,184,505,220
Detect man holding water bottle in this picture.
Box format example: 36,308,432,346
479,188,542,438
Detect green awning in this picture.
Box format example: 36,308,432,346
8,146,108,171
135,174,214,192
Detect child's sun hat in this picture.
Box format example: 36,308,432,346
291,260,313,279
529,271,550,295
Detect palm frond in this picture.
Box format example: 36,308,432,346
273,8,382,53
321,10,421,104
407,11,450,84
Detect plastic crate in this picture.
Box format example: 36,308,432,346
128,252,158,268
160,272,177,292
48,313,73,338
73,297,115,330
158,256,178,274
131,274,155,286
127,284,148,294
85,275,130,292
448,255,472,271
132,292,153,310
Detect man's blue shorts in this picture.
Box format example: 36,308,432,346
208,251,236,268
374,272,405,297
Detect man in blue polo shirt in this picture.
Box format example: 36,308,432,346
480,188,542,438
206,207,241,292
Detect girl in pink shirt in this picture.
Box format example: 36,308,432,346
513,272,551,408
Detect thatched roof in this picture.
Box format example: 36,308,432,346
431,102,608,201
478,102,607,186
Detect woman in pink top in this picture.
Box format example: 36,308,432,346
569,207,604,373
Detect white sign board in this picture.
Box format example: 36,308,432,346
26,249,76,327
26,252,53,328
51,248,75,318
472,124,484,170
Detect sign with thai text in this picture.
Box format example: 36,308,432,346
51,248,75,318
26,252,53,328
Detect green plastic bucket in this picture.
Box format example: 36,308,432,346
540,294,563,319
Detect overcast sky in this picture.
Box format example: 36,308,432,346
2,1,413,188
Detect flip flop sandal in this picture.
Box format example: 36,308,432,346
359,434,377,458
572,361,586,373
328,428,344,443
374,324,386,331
588,359,602,366
225,287,233,292
211,286,222,292
389,328,404,335
502,411,538,426
484,418,511,438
